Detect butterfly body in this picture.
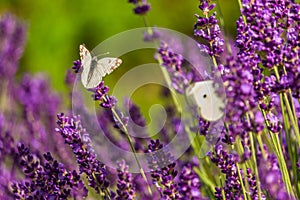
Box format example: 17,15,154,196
79,44,122,88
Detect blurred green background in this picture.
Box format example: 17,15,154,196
0,0,239,91
0,0,239,121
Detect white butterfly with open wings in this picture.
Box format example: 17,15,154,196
79,44,122,88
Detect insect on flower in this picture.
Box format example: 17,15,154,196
79,44,122,89
186,80,225,121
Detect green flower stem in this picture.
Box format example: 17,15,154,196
282,93,300,146
279,94,300,197
257,134,267,160
215,0,233,55
261,106,295,197
275,133,295,196
194,166,216,193
110,105,152,195
274,132,295,196
236,159,248,200
91,172,111,200
249,131,262,200
274,67,300,148
235,136,253,170
269,130,294,197
237,0,247,23
143,17,182,114
217,176,226,200
204,12,218,69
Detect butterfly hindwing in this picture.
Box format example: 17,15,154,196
97,57,122,76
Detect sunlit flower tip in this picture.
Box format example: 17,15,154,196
72,59,81,73
199,1,215,14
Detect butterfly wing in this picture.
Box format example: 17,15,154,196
80,44,95,88
79,44,92,70
96,57,122,76
186,80,224,121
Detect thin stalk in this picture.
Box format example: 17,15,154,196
261,107,295,197
194,167,216,192
249,131,262,200
109,103,152,195
282,93,300,145
288,88,299,133
236,161,248,200
274,133,295,196
0,80,8,112
274,67,300,147
111,107,152,194
237,0,247,23
222,188,226,200
205,12,218,69
91,172,111,200
256,134,267,160
279,94,300,196
143,17,182,114
235,136,253,169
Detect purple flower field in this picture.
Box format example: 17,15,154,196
1,0,300,199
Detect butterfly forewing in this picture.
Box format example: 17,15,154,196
79,45,92,69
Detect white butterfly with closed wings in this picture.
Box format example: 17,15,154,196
79,44,122,88
186,80,225,121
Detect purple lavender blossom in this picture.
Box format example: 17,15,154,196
55,113,110,196
237,0,300,99
11,143,87,199
178,163,206,200
72,59,82,73
208,144,243,199
156,41,192,94
128,0,151,15
90,81,117,109
115,160,136,200
146,139,180,199
194,1,224,58
0,13,27,80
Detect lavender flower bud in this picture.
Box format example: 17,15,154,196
128,0,151,15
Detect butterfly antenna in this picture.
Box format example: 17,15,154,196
96,52,110,58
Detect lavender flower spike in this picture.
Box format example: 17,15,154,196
115,160,136,200
55,113,110,196
146,139,180,199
